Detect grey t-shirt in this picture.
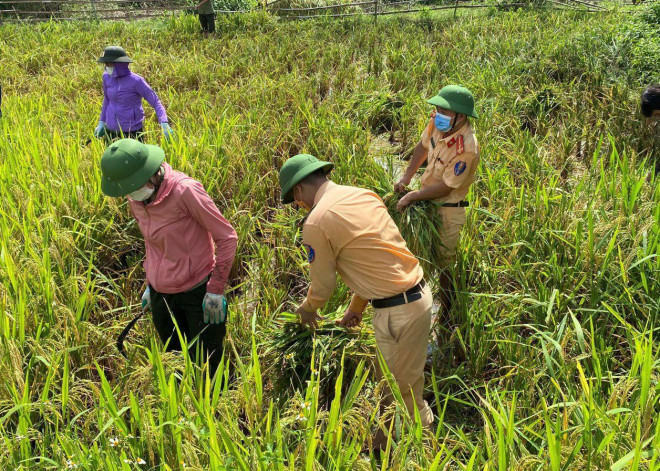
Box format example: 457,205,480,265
198,0,214,14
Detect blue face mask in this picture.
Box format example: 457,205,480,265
434,113,453,132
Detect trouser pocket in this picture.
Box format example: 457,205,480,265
373,310,398,344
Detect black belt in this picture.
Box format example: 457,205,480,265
372,280,426,309
441,201,469,207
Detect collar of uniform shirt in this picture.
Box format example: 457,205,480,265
313,180,336,206
441,121,469,144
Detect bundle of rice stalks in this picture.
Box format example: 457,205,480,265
262,309,376,406
367,161,446,277
381,192,445,278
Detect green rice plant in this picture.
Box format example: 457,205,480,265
263,309,376,406
369,155,447,278
1,5,659,469
382,192,446,278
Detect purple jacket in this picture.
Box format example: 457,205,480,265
99,63,168,132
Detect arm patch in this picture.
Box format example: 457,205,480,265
304,244,315,263
454,161,467,176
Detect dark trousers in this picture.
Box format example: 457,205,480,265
106,128,145,142
199,13,216,33
150,281,226,376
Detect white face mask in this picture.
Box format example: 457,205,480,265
104,66,114,76
128,185,155,202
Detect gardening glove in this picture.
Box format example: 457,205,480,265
160,122,174,140
141,287,151,312
94,121,106,138
202,293,227,324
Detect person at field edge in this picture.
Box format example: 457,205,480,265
94,46,174,142
196,0,216,36
279,154,434,442
641,85,659,182
641,85,660,120
395,85,480,320
100,139,237,375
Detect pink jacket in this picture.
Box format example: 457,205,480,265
129,163,237,295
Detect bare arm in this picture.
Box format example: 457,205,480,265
395,141,428,192
396,180,452,211
396,151,478,211
337,293,369,328
408,181,453,202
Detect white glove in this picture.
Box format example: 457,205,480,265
141,287,151,312
202,293,227,324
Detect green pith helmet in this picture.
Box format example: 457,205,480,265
100,139,164,197
279,154,334,204
427,85,478,119
97,46,133,63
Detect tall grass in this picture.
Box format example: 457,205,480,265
1,6,659,469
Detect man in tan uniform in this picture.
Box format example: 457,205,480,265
279,153,434,431
395,85,480,316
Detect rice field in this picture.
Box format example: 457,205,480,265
0,5,659,469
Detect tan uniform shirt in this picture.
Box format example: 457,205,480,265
300,181,424,312
419,120,480,204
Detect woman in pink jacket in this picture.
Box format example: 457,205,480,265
100,138,237,374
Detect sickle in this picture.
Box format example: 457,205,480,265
116,311,146,358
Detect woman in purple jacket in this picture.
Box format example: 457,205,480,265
94,46,174,141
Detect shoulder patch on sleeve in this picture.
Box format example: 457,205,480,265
454,161,467,176
303,244,315,263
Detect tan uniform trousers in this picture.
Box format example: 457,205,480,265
438,206,467,266
372,283,434,427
